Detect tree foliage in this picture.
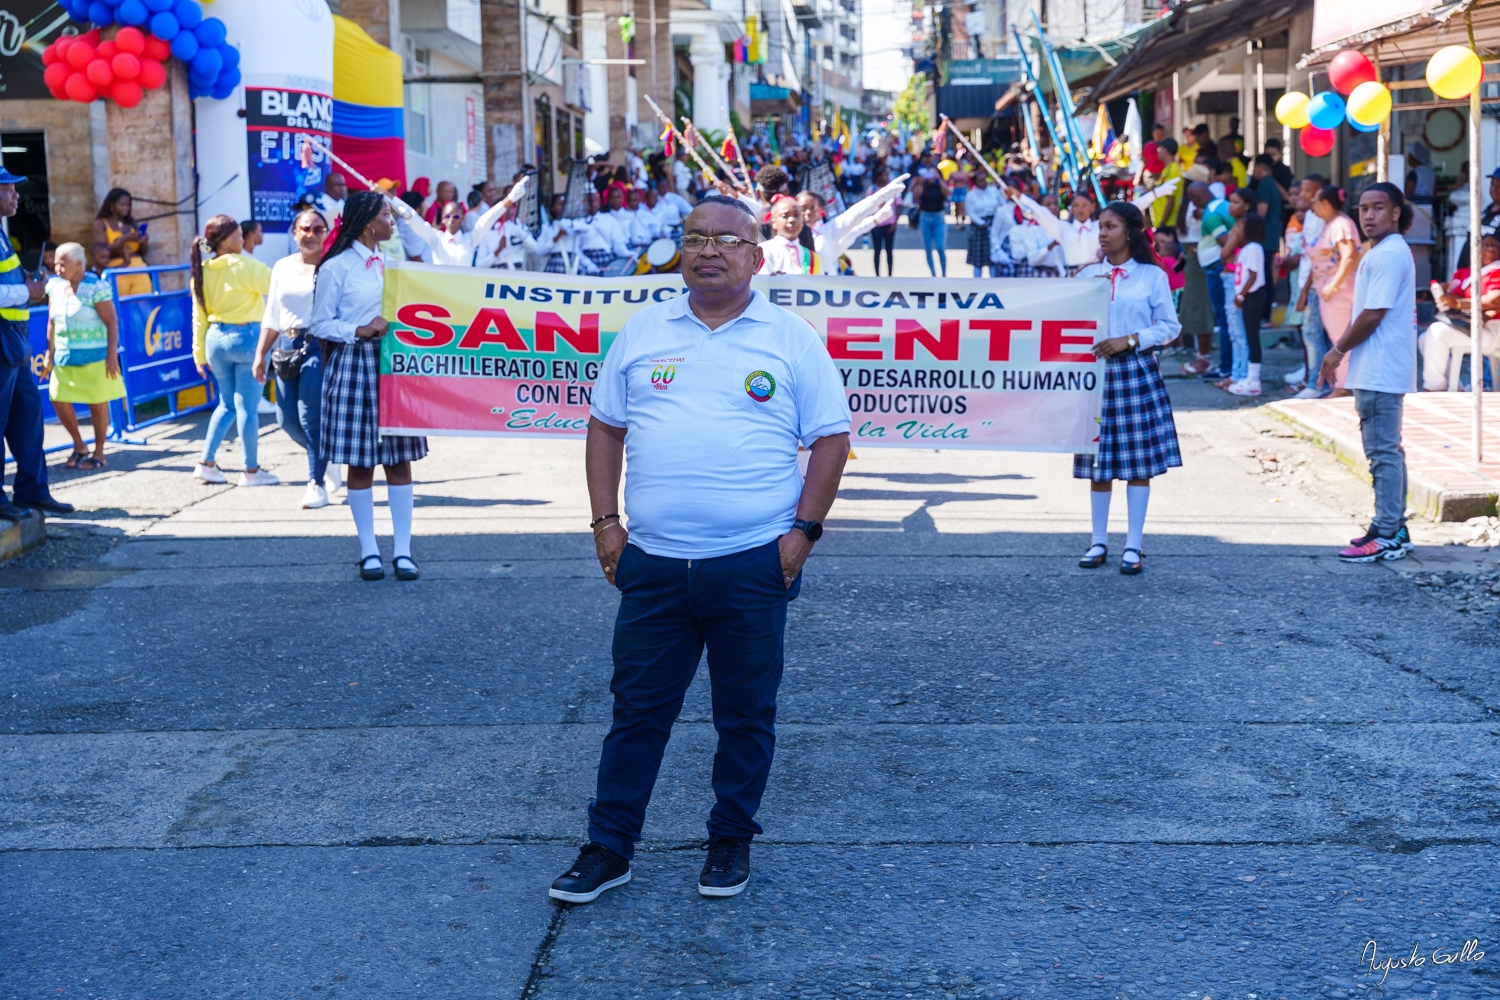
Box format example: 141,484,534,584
893,73,929,133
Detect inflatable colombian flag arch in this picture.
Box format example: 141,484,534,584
332,15,407,192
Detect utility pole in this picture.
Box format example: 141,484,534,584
481,0,530,185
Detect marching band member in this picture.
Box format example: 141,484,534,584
583,192,633,271
386,176,528,267
479,203,556,271
757,195,819,275
1006,197,1066,278
626,188,664,242
1006,179,1179,274
648,181,689,233
538,194,595,275
604,187,651,254
1073,201,1183,576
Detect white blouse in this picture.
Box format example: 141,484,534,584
1074,257,1182,350
310,241,385,344
261,253,316,334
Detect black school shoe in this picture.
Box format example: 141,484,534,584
358,555,385,581
698,835,751,897
549,842,632,903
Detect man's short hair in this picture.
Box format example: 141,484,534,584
1253,154,1275,168
693,194,758,220
755,165,790,192
1265,137,1283,150
1302,173,1328,189
1192,124,1210,136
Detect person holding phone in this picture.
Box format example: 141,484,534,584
93,189,150,296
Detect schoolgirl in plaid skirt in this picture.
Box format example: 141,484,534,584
1072,201,1182,576
311,190,437,583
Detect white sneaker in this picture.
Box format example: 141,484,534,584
239,469,281,487
1292,385,1328,399
257,398,277,415
325,463,344,492
1227,378,1262,396
1282,365,1307,386
302,481,329,509
193,462,227,484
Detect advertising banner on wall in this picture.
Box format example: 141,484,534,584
378,265,1111,453
245,86,334,234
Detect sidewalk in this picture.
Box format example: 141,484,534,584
1269,393,1500,521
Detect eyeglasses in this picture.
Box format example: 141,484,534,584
681,234,757,252
299,225,329,235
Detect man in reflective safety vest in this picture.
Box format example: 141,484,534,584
0,166,72,520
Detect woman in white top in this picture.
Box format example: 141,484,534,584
387,177,528,267
253,209,336,509
310,192,427,582
1224,209,1267,395
1073,201,1183,575
1006,179,1180,273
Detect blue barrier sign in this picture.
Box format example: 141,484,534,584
26,304,56,423
106,264,217,432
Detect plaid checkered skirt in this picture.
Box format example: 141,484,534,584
1073,350,1182,482
1009,261,1060,278
966,222,992,267
321,338,428,469
544,253,568,273
582,248,615,271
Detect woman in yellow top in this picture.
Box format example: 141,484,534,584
190,214,278,487
92,188,151,297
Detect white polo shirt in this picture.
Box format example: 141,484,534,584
591,289,851,560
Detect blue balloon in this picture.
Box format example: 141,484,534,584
117,0,148,23
216,65,241,90
173,0,201,29
193,16,225,47
87,0,114,24
1347,111,1380,133
148,10,178,37
218,43,239,69
169,28,197,59
1307,91,1346,131
143,0,173,11
211,77,236,100
190,45,221,79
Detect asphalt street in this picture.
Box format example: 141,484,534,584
3,344,1499,1000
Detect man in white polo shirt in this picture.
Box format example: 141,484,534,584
549,195,851,904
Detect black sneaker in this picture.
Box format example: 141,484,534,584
549,842,631,903
698,835,751,898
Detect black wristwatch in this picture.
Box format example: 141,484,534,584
793,519,823,542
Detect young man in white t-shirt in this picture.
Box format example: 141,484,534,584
1318,183,1418,562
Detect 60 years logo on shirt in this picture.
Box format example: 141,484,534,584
651,364,676,390
744,371,776,402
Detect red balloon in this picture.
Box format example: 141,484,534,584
136,58,166,89
142,36,171,62
41,42,57,66
66,42,94,70
115,26,146,55
1329,50,1378,96
85,58,114,87
112,80,143,107
64,73,97,102
97,39,117,59
55,36,73,58
112,52,140,80
80,28,100,44
1300,126,1337,157
43,62,71,91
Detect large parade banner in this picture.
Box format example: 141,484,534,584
379,263,1111,452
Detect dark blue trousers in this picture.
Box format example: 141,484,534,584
588,539,800,860
0,361,49,503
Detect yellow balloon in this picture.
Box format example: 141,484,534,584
1275,91,1311,129
1347,81,1392,126
1427,45,1483,100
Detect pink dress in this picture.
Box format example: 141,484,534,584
1310,214,1358,387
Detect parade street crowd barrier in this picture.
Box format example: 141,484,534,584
25,264,216,451
378,264,1112,453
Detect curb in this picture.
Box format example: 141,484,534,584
0,511,47,563
1267,401,1499,522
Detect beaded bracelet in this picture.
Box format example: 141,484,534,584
589,513,620,529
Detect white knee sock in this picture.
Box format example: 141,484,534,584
388,484,413,559
1248,362,1261,383
347,487,380,560
1090,488,1112,545
1126,485,1150,553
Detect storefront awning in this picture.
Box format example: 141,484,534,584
1080,0,1312,109
1033,20,1167,97
1299,0,1500,68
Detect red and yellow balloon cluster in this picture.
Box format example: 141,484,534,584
40,27,170,108
1274,50,1393,158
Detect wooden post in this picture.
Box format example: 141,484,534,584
1468,11,1484,463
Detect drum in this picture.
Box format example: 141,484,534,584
645,237,680,273
600,255,637,277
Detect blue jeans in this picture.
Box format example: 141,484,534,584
273,333,328,483
0,360,49,503
1301,298,1330,395
919,210,947,276
1353,389,1408,536
1204,259,1228,372
588,539,801,860
202,322,262,469
1222,269,1249,380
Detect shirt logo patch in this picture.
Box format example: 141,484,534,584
744,371,776,402
651,364,676,390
